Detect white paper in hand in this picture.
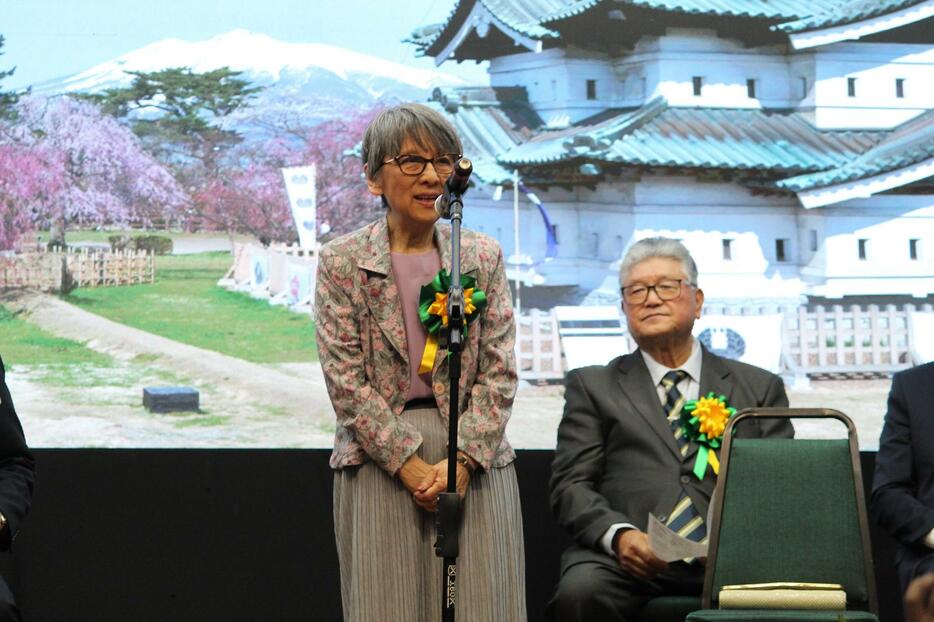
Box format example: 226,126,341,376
647,513,708,562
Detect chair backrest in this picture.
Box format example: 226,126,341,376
702,408,877,614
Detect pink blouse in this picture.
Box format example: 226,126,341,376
390,250,441,401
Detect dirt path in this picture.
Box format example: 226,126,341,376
2,289,335,447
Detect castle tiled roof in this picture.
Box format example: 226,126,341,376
774,0,929,33
778,109,934,191
410,0,840,53
410,0,929,57
607,0,833,20
497,99,879,173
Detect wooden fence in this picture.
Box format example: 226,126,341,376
0,251,64,291
69,249,154,288
0,249,154,292
517,303,933,381
516,309,564,382
219,245,933,381
783,304,931,375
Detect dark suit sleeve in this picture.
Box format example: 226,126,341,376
0,357,36,550
757,374,794,439
871,372,934,546
729,369,794,440
550,369,629,550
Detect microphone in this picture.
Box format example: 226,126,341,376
434,157,472,218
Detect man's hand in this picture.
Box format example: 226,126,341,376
614,528,668,581
906,573,934,622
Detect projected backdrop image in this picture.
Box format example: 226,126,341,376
0,0,931,449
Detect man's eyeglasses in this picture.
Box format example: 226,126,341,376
380,154,461,177
621,279,691,305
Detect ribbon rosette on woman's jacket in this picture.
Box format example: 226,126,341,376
416,270,487,374
679,393,736,479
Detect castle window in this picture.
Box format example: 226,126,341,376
775,239,789,262
809,229,818,252
800,77,808,99
692,76,703,96
551,224,560,244
746,79,757,98
910,238,920,260
847,77,857,97
858,238,869,260
586,79,597,100
896,78,905,99
722,238,733,260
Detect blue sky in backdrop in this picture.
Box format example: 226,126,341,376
2,0,484,88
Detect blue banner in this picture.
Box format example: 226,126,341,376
518,181,558,260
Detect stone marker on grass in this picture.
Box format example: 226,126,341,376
143,387,200,413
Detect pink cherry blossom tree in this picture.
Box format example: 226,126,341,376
15,95,185,246
0,141,66,249
198,105,383,243
296,108,385,240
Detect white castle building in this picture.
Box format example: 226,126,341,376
409,0,934,308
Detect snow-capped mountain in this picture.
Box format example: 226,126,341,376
29,29,478,125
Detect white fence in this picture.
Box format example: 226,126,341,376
222,242,316,313
517,310,564,382
517,303,933,381
221,246,932,380
782,304,932,375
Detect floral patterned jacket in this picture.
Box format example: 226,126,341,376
315,218,518,474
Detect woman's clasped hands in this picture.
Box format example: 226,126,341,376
398,453,474,512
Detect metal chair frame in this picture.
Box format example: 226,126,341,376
700,408,878,615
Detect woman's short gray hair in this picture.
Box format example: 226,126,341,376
619,237,699,287
362,103,462,180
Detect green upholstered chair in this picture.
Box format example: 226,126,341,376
686,408,879,622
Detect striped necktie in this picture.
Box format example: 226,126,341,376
661,370,707,544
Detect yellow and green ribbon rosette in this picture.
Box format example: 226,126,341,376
679,393,736,479
416,270,487,374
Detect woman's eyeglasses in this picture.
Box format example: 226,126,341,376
380,154,461,177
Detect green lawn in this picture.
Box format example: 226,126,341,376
64,252,317,364
0,307,111,368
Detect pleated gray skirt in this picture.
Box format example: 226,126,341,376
333,406,527,622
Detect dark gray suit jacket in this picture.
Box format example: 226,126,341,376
871,361,934,590
550,345,793,571
0,356,35,550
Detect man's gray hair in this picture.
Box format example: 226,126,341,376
362,103,462,180
619,237,699,287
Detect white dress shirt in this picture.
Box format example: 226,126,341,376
600,339,703,556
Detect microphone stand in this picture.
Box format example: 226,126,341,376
435,187,465,622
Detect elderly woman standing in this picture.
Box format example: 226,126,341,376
315,103,526,621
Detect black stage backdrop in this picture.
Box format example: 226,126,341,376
0,450,901,621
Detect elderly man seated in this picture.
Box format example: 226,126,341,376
547,237,794,622
872,361,934,607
